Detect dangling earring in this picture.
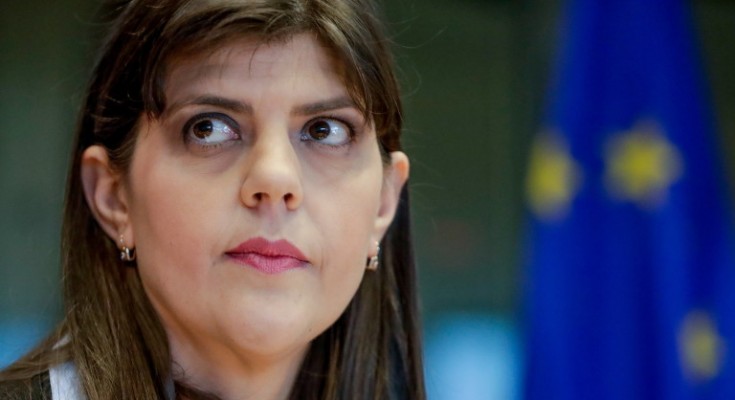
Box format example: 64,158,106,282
119,235,136,262
366,242,380,271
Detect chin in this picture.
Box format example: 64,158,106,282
220,308,318,356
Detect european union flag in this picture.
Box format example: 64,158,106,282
524,0,735,399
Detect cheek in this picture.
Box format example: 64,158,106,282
126,154,233,314
133,172,210,256
310,166,382,255
304,168,383,322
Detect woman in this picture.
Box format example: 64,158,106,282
0,0,425,399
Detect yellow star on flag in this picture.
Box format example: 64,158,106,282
678,310,727,383
604,120,683,208
526,132,582,221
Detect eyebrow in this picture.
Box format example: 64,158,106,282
168,95,253,115
166,95,357,117
292,96,357,116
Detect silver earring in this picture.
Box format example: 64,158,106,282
366,242,380,271
119,235,136,262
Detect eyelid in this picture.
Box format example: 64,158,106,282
307,115,358,136
181,112,241,144
301,116,358,148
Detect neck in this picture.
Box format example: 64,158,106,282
170,337,307,400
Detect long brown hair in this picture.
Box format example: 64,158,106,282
1,1,424,399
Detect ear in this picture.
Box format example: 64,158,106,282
372,151,410,247
80,145,134,247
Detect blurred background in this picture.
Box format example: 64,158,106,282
1,0,734,399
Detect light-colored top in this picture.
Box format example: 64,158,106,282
49,361,85,400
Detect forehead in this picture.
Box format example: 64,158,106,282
163,33,348,95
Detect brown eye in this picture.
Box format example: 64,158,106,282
308,120,331,141
183,113,240,147
301,118,352,147
193,120,214,139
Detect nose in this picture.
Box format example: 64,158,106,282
240,131,303,211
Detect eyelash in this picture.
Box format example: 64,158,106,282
301,115,359,149
181,112,240,149
180,112,361,151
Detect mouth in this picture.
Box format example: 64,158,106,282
225,237,308,275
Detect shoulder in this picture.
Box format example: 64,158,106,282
0,371,52,400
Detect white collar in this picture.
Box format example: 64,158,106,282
49,361,85,400
48,360,175,400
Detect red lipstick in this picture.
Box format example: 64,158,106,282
225,237,308,274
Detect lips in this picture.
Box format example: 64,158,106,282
225,237,308,274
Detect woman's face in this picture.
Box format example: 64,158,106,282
90,34,407,378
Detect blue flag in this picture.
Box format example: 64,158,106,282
524,0,735,399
